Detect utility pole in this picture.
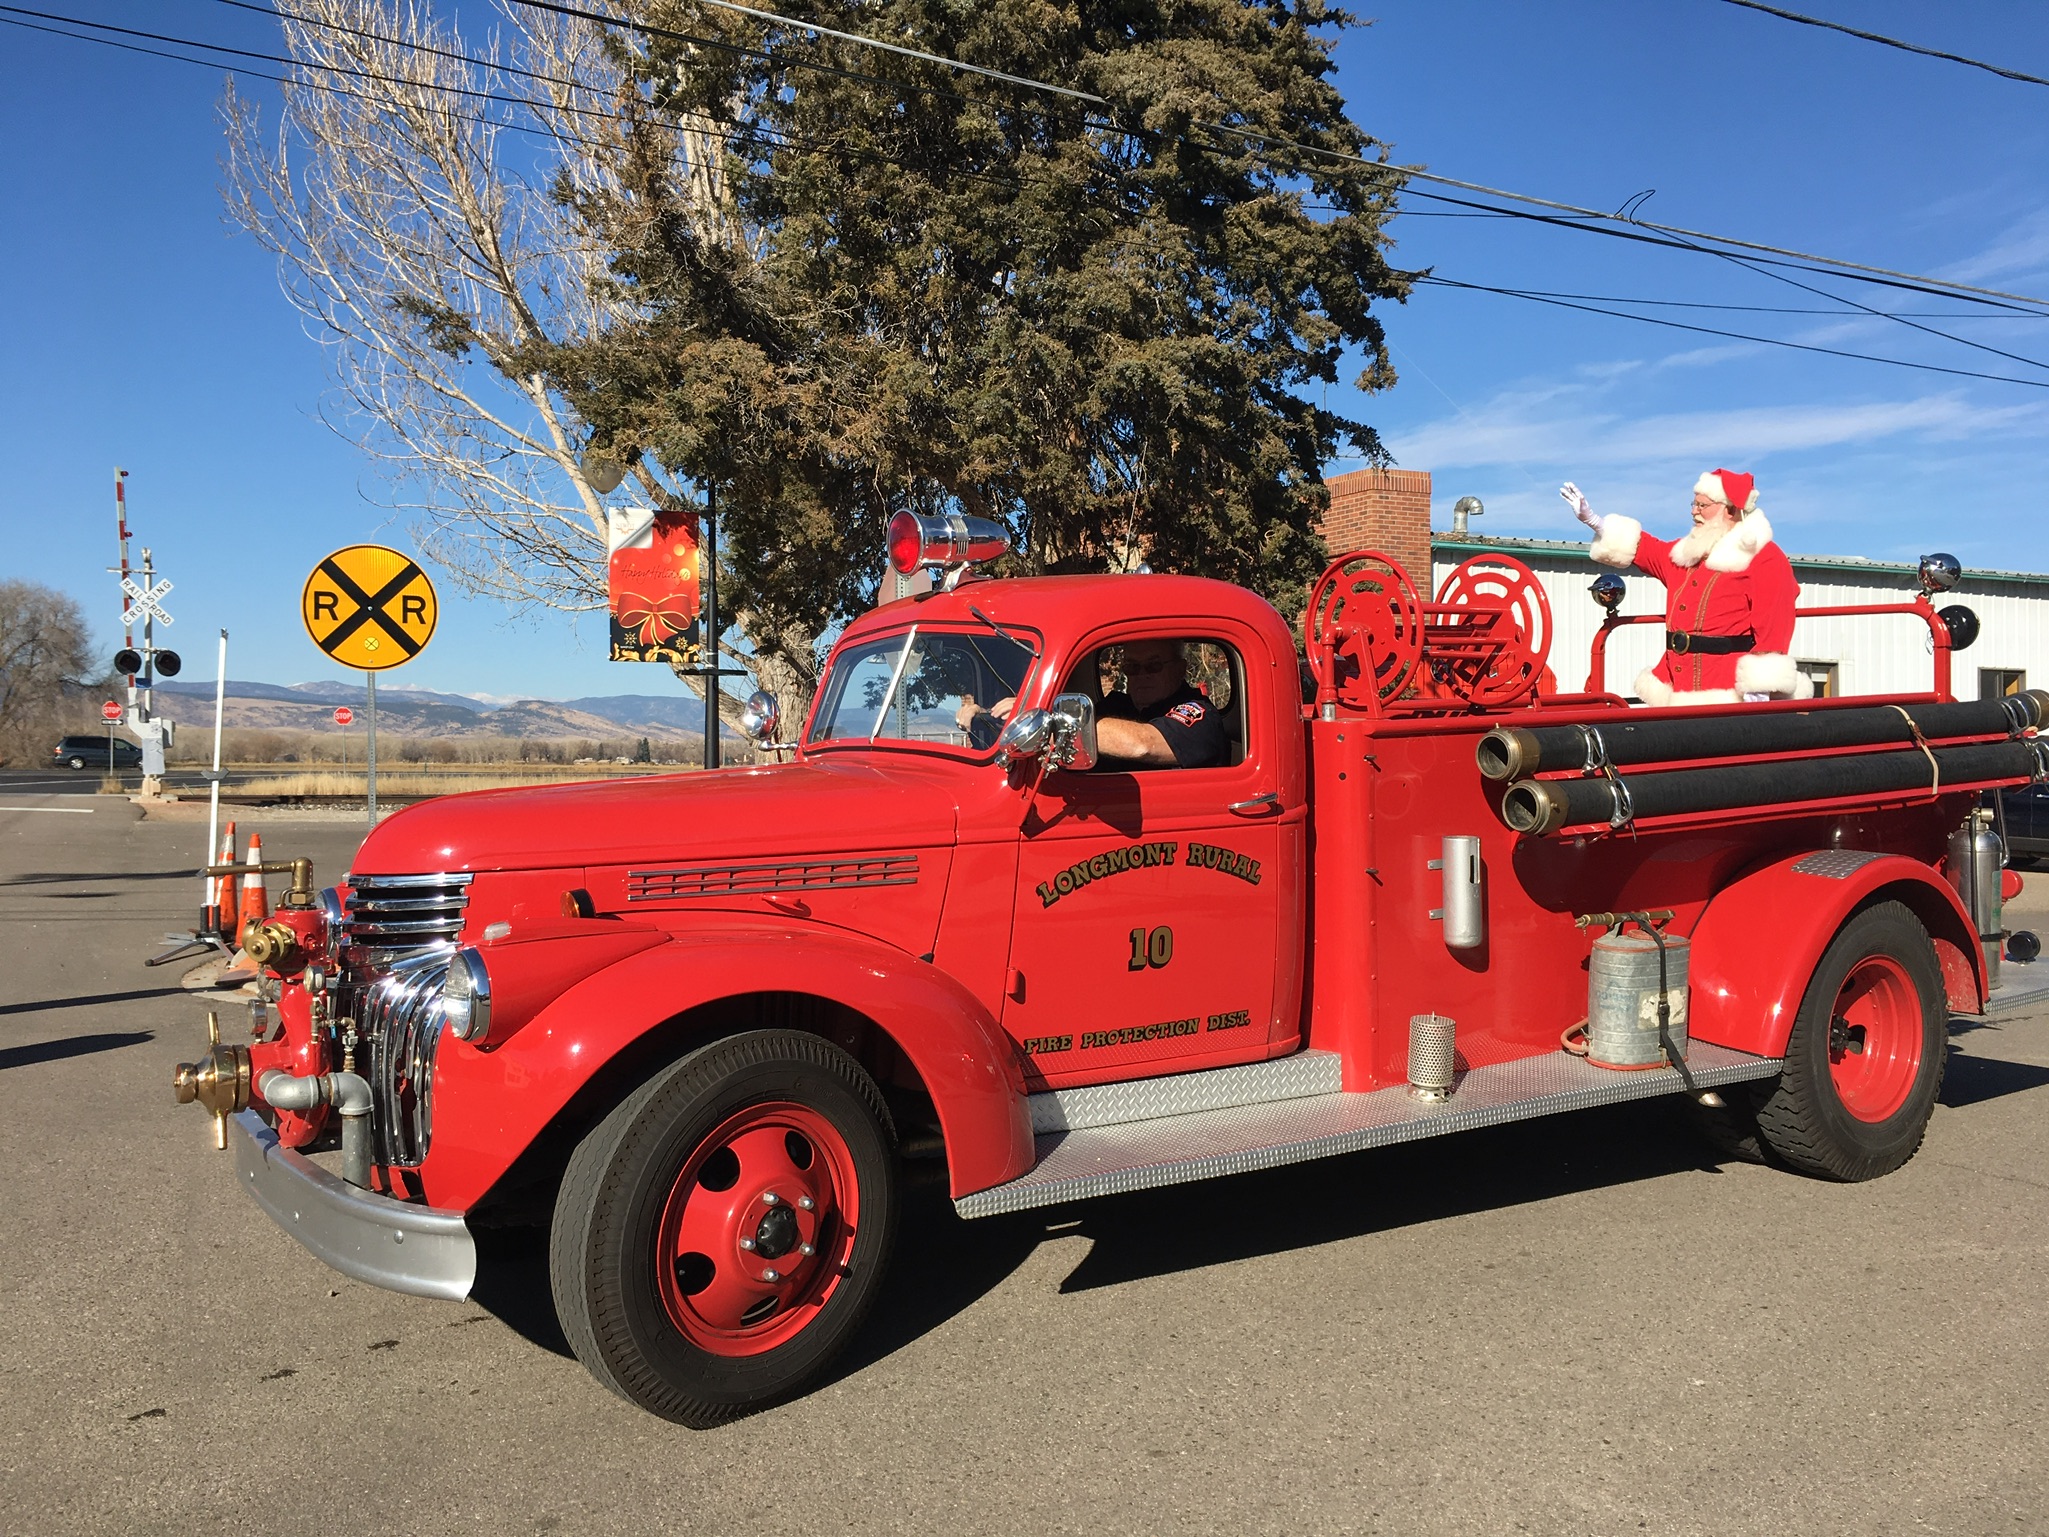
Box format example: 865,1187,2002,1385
702,484,720,771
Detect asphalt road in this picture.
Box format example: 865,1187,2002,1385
0,767,221,798
3,796,2046,1536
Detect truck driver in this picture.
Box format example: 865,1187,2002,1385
955,638,1230,769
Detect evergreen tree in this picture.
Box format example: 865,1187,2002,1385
537,0,1410,644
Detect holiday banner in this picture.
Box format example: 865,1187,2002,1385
607,507,703,665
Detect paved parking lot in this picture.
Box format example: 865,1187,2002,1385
2,794,2045,1536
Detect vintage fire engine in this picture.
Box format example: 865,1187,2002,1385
173,519,2044,1425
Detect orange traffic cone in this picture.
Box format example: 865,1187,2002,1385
210,821,238,935
237,830,270,937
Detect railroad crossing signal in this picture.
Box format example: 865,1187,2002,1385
121,575,173,627
301,545,438,671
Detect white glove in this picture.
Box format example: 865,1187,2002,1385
1742,692,1770,703
1560,482,1602,532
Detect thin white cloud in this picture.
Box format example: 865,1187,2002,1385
1939,208,2049,287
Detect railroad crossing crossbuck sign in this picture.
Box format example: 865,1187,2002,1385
301,545,438,671
121,575,173,627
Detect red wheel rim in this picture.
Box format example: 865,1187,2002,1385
654,1101,860,1357
1826,955,1923,1122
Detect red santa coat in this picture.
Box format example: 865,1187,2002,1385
1589,511,1808,706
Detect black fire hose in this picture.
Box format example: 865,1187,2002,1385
1478,689,2049,782
1502,738,2044,837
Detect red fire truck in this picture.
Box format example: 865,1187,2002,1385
174,519,2044,1426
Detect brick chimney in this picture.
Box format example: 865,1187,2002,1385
1318,468,1432,588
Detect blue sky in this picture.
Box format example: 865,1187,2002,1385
2,0,2046,700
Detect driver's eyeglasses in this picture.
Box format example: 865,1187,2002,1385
1124,658,1176,676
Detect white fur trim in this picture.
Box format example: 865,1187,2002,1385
1632,667,1749,707
1704,510,1773,573
1693,471,1727,504
1734,651,1813,700
1589,514,1643,568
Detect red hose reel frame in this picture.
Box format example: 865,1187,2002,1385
1305,550,1554,715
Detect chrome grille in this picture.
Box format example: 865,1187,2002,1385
337,872,473,1168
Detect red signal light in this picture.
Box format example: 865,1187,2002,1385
884,511,1011,587
887,511,925,575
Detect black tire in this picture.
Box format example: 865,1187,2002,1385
1753,901,1947,1181
549,1030,897,1426
1678,1080,1774,1166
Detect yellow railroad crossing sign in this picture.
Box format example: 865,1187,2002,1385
301,545,438,671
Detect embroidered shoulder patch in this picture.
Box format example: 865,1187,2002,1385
1166,701,1207,727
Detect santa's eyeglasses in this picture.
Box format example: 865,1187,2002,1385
1123,657,1180,676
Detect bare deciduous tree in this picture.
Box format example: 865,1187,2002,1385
222,0,814,734
0,581,100,765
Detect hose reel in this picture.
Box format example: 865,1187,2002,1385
1305,550,1553,713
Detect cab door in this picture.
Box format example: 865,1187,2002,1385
999,628,1298,1088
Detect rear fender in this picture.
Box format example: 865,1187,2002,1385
424,923,1032,1209
1687,852,1982,1057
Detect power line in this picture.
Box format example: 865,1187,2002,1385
16,1,2049,392
1416,276,2049,390
494,0,2049,310
1713,0,2049,90
1453,284,2049,320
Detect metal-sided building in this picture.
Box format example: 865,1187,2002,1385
1431,534,2048,704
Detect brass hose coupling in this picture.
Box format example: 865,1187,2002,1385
203,856,318,910
240,919,303,970
171,1011,253,1150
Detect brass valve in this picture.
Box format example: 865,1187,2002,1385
172,1011,253,1150
205,855,317,909
240,919,303,970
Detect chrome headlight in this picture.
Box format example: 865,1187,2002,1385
441,947,492,1042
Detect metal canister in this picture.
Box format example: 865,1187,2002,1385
1408,1013,1457,1100
1586,929,1689,1069
1947,809,2004,991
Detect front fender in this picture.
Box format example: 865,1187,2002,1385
1687,851,1982,1057
423,920,1033,1209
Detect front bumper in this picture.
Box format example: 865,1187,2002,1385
230,1110,476,1301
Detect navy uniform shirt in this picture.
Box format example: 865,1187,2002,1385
1100,682,1230,769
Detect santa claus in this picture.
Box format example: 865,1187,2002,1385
1561,470,1808,706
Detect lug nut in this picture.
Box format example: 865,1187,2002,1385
762,1191,779,1205
799,1243,815,1257
738,1238,756,1251
797,1195,815,1211
762,1269,781,1283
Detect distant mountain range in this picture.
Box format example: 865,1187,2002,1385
153,679,735,740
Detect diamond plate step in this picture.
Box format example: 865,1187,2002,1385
1028,1050,1342,1134
958,1042,1783,1219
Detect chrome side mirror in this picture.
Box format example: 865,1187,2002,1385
739,690,781,745
1048,692,1098,771
995,708,1051,768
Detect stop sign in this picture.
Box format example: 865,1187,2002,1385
102,701,122,722
334,706,355,727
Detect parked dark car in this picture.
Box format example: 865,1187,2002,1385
1997,782,2049,866
52,735,142,771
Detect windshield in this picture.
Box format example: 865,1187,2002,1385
808,626,1037,751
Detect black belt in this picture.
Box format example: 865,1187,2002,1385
1666,629,1756,655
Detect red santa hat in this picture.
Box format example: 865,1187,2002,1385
1694,468,1759,514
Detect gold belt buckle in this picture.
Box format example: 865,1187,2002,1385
1670,631,1691,655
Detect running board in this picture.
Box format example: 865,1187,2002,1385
957,1042,1783,1219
